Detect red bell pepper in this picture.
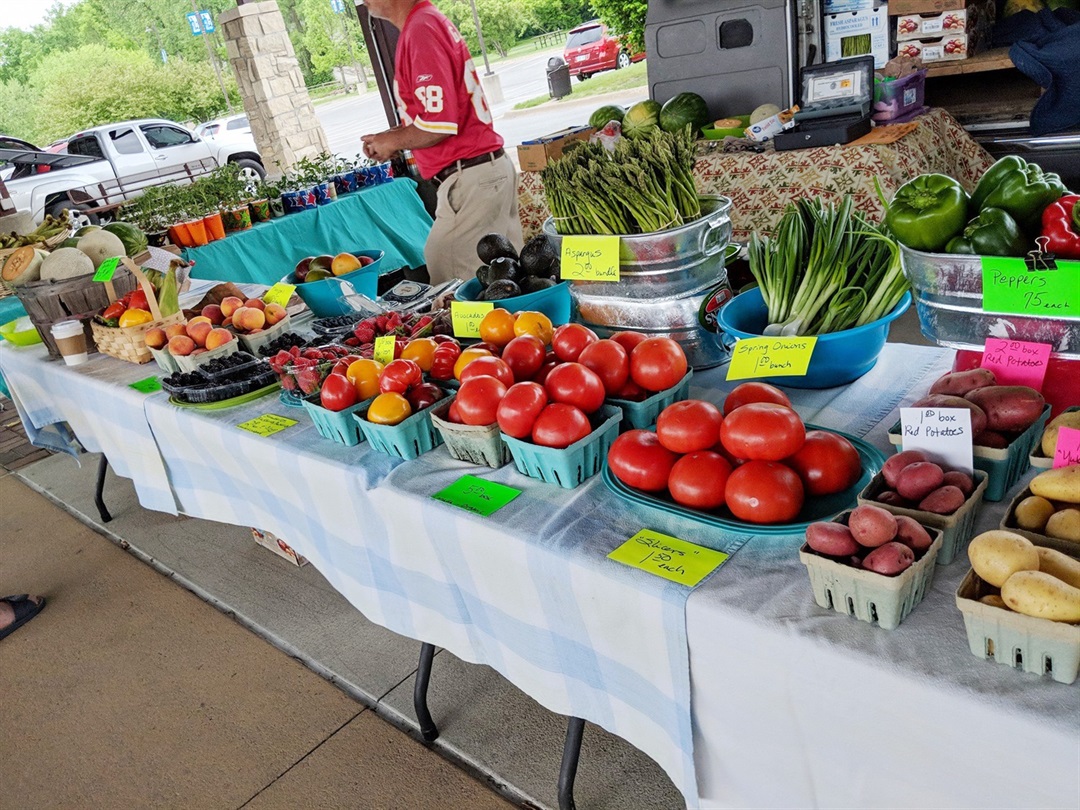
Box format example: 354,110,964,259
1041,194,1080,260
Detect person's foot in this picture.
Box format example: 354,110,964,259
0,594,46,640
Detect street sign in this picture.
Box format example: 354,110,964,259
186,10,215,34
186,11,202,34
330,0,345,12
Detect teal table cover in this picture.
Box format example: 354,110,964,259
183,179,432,286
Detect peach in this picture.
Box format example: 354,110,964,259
165,323,188,340
145,328,168,350
220,296,244,318
244,298,265,311
205,328,234,351
168,335,195,356
222,316,233,329
187,315,211,328
264,303,287,326
201,304,225,325
187,321,213,347
331,252,361,276
233,306,266,333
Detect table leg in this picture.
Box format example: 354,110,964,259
414,642,439,743
558,716,586,810
94,455,112,524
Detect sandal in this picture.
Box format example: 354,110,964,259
0,595,46,641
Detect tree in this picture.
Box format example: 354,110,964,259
588,0,647,54
435,0,535,58
525,0,592,34
299,0,369,89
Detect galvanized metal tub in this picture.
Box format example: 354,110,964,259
542,195,734,368
899,244,1080,359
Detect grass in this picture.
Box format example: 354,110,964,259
513,61,648,110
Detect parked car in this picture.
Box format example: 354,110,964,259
0,135,41,182
563,20,644,82
194,113,251,142
2,118,266,226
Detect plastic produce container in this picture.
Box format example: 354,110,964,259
196,351,265,382
799,511,944,630
872,70,927,123
608,370,693,431
301,396,370,446
0,317,42,346
175,338,241,373
354,396,449,460
501,404,622,489
429,399,510,468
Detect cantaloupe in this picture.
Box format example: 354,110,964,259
1,246,47,286
40,247,95,281
77,230,126,269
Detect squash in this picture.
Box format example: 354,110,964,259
40,247,95,281
102,222,148,258
1,246,47,286
77,230,127,269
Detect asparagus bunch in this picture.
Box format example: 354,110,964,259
0,210,71,249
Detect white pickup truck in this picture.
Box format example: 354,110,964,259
1,118,265,226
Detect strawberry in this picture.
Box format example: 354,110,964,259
297,366,323,395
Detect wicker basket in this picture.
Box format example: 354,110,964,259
90,259,183,364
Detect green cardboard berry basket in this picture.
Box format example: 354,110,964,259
501,404,622,489
301,395,371,446
354,394,451,460
607,370,692,431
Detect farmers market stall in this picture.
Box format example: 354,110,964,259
181,179,432,286
518,109,995,243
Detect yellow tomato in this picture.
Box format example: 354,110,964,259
366,392,412,426
513,311,553,345
119,308,154,328
400,337,438,371
479,308,517,347
453,347,492,380
346,358,384,400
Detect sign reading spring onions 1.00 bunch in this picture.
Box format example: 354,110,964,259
726,336,818,381
980,257,1080,317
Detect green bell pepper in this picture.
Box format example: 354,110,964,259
945,207,1028,257
885,173,969,252
970,155,1068,233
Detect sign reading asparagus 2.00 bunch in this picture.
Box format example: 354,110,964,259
560,236,620,281
980,257,1080,317
726,336,818,381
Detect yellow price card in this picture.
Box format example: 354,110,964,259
608,529,729,587
451,301,494,338
726,336,817,381
237,414,298,437
373,335,396,365
560,235,620,281
263,283,296,307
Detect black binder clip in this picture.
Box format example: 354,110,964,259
1024,236,1058,271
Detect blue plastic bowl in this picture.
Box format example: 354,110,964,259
284,250,384,318
716,287,912,389
455,278,572,325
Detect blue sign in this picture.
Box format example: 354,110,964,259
330,0,345,12
186,10,215,35
186,11,202,34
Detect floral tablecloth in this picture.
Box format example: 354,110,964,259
517,107,995,243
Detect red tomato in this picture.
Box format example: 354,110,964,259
609,330,647,354
459,355,515,388
455,376,507,426
531,403,592,449
606,429,679,492
406,382,444,412
784,430,862,496
472,341,503,357
500,335,547,382
577,339,629,396
611,378,648,401
496,382,548,439
630,337,687,392
551,323,598,363
544,362,606,414
668,451,732,509
379,358,423,394
655,400,724,454
720,402,805,461
722,382,793,415
532,358,560,386
447,399,464,423
724,461,805,524
320,372,359,412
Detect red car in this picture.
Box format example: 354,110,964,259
563,21,645,82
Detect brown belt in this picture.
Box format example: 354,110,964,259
432,148,505,185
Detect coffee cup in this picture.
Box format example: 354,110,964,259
50,320,89,366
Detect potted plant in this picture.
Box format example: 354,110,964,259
214,165,252,233
295,156,332,206
251,179,279,222
331,154,358,196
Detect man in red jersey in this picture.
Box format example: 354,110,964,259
361,0,523,285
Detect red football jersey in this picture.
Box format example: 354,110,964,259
393,0,503,179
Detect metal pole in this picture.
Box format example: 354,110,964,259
467,0,492,76
190,0,234,113
340,9,366,93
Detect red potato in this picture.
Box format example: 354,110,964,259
974,430,1010,449
928,368,996,397
910,394,988,436
848,504,898,548
862,542,915,576
876,490,914,508
894,515,934,552
918,484,966,515
882,450,929,488
806,522,861,557
896,461,945,502
965,385,1045,433
941,470,974,495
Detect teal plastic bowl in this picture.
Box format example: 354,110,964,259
284,250,384,318
717,287,912,389
455,278,572,326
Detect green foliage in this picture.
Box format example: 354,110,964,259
524,0,592,34
435,0,536,57
298,0,370,85
588,0,647,53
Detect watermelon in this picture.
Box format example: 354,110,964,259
103,222,148,257
622,100,661,139
659,92,710,135
589,104,625,131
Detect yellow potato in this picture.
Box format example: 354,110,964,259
1046,508,1080,543
1029,465,1080,504
1001,570,1080,623
1013,495,1055,532
1040,411,1080,457
979,594,1008,609
967,530,1039,587
1036,547,1080,589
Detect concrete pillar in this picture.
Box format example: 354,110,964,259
220,1,331,176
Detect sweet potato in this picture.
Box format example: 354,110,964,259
848,504,898,548
896,461,945,502
806,522,861,557
881,450,928,488
929,368,996,397
894,515,934,552
862,542,915,576
911,394,988,436
965,385,1045,433
941,470,974,495
918,485,966,515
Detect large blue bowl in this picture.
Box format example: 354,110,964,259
716,287,912,389
284,250,384,318
455,278,572,325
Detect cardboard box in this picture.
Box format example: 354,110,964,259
251,528,308,567
824,0,879,15
895,0,993,40
824,6,892,69
888,0,964,15
895,33,970,62
516,126,594,172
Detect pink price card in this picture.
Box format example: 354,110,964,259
1053,426,1080,468
979,338,1052,391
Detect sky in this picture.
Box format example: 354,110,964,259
4,0,79,31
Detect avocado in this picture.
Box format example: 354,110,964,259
487,256,523,284
484,279,521,300
519,234,560,278
476,265,492,286
519,276,556,294
477,233,519,264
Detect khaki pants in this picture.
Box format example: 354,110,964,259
424,153,524,286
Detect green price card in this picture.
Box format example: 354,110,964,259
93,256,121,283
237,414,298,437
451,301,494,338
981,257,1079,317
560,235,620,281
263,282,296,307
608,529,729,587
129,376,162,394
726,336,818,381
432,474,521,516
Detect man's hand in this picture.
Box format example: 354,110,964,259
361,132,399,163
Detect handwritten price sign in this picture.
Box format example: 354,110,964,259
900,407,973,474
981,257,1079,317
432,474,521,516
608,529,729,587
560,235,620,281
237,414,298,437
980,338,1051,390
1053,426,1080,468
726,336,817,381
451,301,494,338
